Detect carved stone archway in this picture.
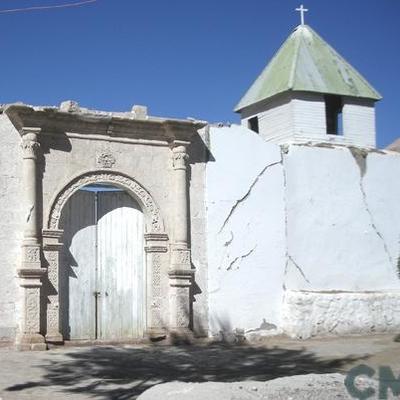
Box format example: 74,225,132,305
42,170,169,343
46,170,166,234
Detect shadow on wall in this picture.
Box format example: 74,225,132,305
5,341,362,400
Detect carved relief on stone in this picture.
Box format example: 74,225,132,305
96,151,116,169
25,287,40,333
151,253,162,327
178,249,190,264
172,248,191,268
46,307,59,334
45,251,59,288
48,172,164,234
24,246,41,263
175,291,190,328
43,250,61,335
21,132,40,160
172,145,189,170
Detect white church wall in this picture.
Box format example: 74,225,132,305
343,98,376,148
188,131,209,335
206,124,287,338
0,114,24,340
282,291,400,338
281,145,400,338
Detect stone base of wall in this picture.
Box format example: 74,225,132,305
0,327,16,341
281,290,400,339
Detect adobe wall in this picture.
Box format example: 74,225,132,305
206,124,400,339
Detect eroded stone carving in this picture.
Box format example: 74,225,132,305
48,172,164,233
24,247,40,263
21,133,40,160
46,251,58,287
172,145,189,170
175,292,190,328
178,249,190,265
151,253,162,326
96,151,116,169
25,288,40,333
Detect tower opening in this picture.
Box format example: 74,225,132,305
248,116,259,133
325,95,343,135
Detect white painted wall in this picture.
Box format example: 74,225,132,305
0,114,24,340
283,145,400,292
206,125,400,339
206,124,286,337
240,92,326,144
281,145,400,338
292,93,326,138
242,95,293,142
343,99,376,148
239,93,377,149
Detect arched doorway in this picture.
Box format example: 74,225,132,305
59,183,145,341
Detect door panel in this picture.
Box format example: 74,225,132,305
60,188,144,341
60,190,96,340
97,191,144,339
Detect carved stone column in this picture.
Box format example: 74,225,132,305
17,128,47,351
42,229,64,344
169,142,193,334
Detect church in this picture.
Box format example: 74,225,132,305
1,18,400,350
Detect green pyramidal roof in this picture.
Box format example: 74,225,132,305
235,25,381,112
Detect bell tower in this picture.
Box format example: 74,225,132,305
235,22,381,148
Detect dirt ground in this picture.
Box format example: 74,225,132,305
0,333,399,400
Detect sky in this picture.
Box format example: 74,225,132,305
0,0,398,148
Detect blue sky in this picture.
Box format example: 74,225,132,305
0,0,398,148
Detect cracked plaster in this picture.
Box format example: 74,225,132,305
207,125,400,338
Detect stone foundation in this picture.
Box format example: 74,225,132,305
281,290,400,339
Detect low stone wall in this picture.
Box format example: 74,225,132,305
281,290,400,339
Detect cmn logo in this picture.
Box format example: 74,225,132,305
345,365,400,399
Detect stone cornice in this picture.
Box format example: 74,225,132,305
4,104,207,144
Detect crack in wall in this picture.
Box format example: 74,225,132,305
218,159,282,233
288,255,311,284
224,231,234,247
397,238,400,279
280,147,311,288
350,149,395,268
227,246,257,271
26,204,34,223
349,146,368,177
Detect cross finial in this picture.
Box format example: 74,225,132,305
295,4,308,25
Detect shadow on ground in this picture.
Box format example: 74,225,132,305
5,341,363,400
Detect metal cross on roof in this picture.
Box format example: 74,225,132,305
295,4,308,25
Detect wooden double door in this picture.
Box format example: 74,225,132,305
60,187,145,340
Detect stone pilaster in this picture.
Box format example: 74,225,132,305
42,229,64,344
144,233,168,339
17,128,47,351
169,142,193,334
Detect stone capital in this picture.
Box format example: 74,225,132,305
20,127,41,160
172,145,189,170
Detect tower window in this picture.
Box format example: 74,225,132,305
325,95,343,135
248,116,259,133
